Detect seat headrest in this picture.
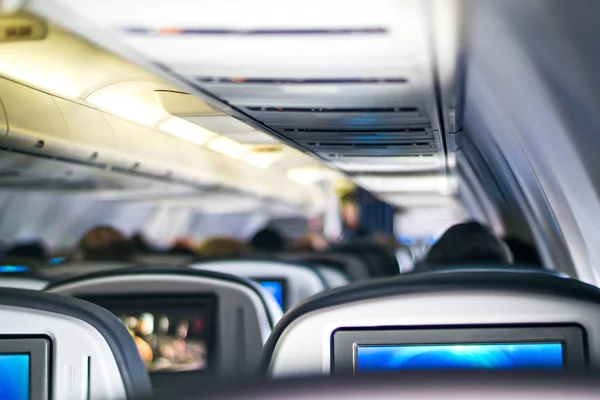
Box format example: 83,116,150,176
48,266,280,379
263,269,600,377
190,259,328,310
0,287,152,399
46,266,277,327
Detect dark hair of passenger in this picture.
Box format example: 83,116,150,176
250,228,285,252
131,232,154,253
195,237,249,259
77,226,134,262
424,221,512,266
503,236,542,266
168,237,196,255
5,241,47,261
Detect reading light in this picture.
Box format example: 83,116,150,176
206,136,247,159
159,117,216,145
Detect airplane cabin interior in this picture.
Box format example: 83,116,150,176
1,0,600,399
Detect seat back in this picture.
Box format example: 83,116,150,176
277,252,371,282
134,254,192,266
47,267,280,381
315,265,350,288
39,261,137,280
0,287,151,399
190,260,328,311
332,242,400,278
263,270,600,377
0,261,49,290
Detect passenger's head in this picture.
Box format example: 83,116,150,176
131,232,152,253
340,191,360,230
5,241,47,261
77,226,134,262
291,232,329,252
250,228,285,252
425,222,512,266
369,232,400,249
196,237,249,259
503,236,542,266
168,237,196,255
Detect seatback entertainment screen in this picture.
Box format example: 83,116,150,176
356,343,563,371
0,337,50,400
83,295,217,373
257,280,285,309
332,326,586,374
0,354,30,400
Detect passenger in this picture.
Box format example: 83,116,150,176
424,221,512,266
167,237,196,255
369,232,401,249
196,237,249,259
503,236,543,266
76,226,134,262
4,240,48,262
250,227,286,252
291,232,329,252
338,191,367,244
131,232,157,254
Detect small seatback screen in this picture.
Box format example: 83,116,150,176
258,280,284,309
355,343,563,371
83,295,217,373
0,354,30,400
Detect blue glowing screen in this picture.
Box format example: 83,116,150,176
259,281,284,309
0,265,30,273
48,257,65,266
0,354,30,400
356,343,563,371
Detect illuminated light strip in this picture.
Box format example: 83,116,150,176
206,136,248,159
120,27,388,36
195,77,408,84
159,117,216,145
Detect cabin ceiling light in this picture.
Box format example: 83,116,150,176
243,152,280,168
88,91,168,127
159,116,216,145
206,136,247,159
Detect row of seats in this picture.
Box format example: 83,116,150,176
0,223,568,399
0,258,346,310
3,262,600,399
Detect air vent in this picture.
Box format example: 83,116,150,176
306,142,431,148
195,77,407,85
246,106,417,113
122,27,387,36
307,140,437,156
244,106,427,128
282,128,425,133
284,128,434,142
324,154,435,160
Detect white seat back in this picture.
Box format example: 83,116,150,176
47,267,279,377
190,260,328,310
0,287,151,399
